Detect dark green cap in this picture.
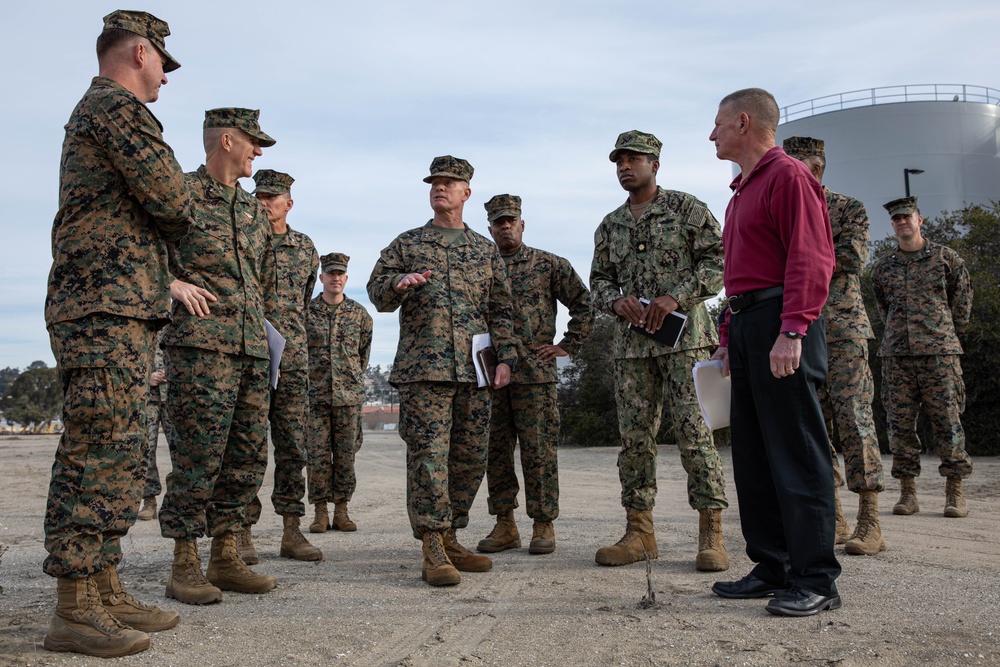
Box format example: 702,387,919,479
884,196,919,217
103,10,181,72
253,169,294,195
423,155,474,183
485,194,522,222
609,130,661,161
321,252,350,273
783,136,825,161
204,108,276,147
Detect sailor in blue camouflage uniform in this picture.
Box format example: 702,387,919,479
590,130,729,572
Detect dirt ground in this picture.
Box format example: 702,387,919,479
0,432,998,667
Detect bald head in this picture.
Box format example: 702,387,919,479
720,88,780,136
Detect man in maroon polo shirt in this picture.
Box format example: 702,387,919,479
707,88,841,617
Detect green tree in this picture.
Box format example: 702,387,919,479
0,367,20,397
862,201,1000,456
0,364,62,433
558,313,620,447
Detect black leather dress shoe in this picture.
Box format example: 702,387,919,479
712,574,786,599
765,587,842,616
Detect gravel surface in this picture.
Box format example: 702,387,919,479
1,433,998,666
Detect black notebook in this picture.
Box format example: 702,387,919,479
627,299,688,348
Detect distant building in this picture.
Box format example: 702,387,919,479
771,84,1000,241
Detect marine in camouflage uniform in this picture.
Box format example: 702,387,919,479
367,156,516,586
137,332,174,521
783,136,884,555
305,253,373,533
590,131,729,572
43,10,188,656
872,195,973,518
160,108,280,600
476,194,593,556
242,169,322,562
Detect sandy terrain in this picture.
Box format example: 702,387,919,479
1,432,998,666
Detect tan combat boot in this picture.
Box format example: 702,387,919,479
280,514,323,561
331,502,357,531
477,511,521,553
309,503,330,533
529,520,555,555
166,539,222,605
845,490,886,555
595,507,658,566
94,565,179,632
137,497,157,522
944,477,969,518
43,576,150,657
893,476,919,515
695,508,730,572
833,485,852,544
421,531,461,586
206,532,277,594
443,528,493,571
238,525,259,565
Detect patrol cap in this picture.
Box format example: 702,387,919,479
102,10,181,73
609,130,662,162
484,194,522,223
884,196,919,218
321,252,350,273
204,108,276,148
423,155,474,183
253,169,294,195
782,136,825,161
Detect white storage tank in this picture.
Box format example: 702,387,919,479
772,84,1000,240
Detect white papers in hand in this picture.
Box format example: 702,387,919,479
264,319,286,390
692,360,730,430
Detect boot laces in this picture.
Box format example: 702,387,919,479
77,579,129,632
425,535,449,565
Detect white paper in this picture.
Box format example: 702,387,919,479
692,359,731,430
264,319,286,390
472,333,493,388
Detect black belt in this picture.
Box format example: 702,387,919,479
728,286,783,314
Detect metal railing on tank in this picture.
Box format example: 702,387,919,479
780,84,1000,123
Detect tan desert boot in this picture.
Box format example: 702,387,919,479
280,514,323,561
206,532,277,594
94,565,179,632
421,532,461,586
477,511,521,552
332,502,357,531
309,503,330,533
137,497,157,522
443,528,492,571
833,485,852,544
845,490,886,555
944,477,969,518
43,576,149,657
893,477,919,515
529,521,555,555
237,525,259,565
695,508,730,572
165,539,222,605
595,507,658,566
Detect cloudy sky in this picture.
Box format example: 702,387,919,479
2,1,998,371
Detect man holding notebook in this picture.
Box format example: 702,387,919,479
590,130,729,572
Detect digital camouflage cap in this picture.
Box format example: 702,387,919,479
204,108,276,147
423,155,474,183
321,252,350,273
253,169,294,195
102,10,181,73
783,136,825,161
609,130,662,162
485,194,522,223
884,196,919,217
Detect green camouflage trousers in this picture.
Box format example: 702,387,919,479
485,382,559,522
398,382,491,539
247,369,309,523
819,339,884,492
141,399,174,498
306,403,363,504
160,346,270,539
882,355,973,479
613,349,727,511
44,314,157,578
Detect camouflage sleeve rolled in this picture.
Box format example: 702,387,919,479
948,252,973,337
553,255,594,356
589,219,622,315
669,200,724,311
